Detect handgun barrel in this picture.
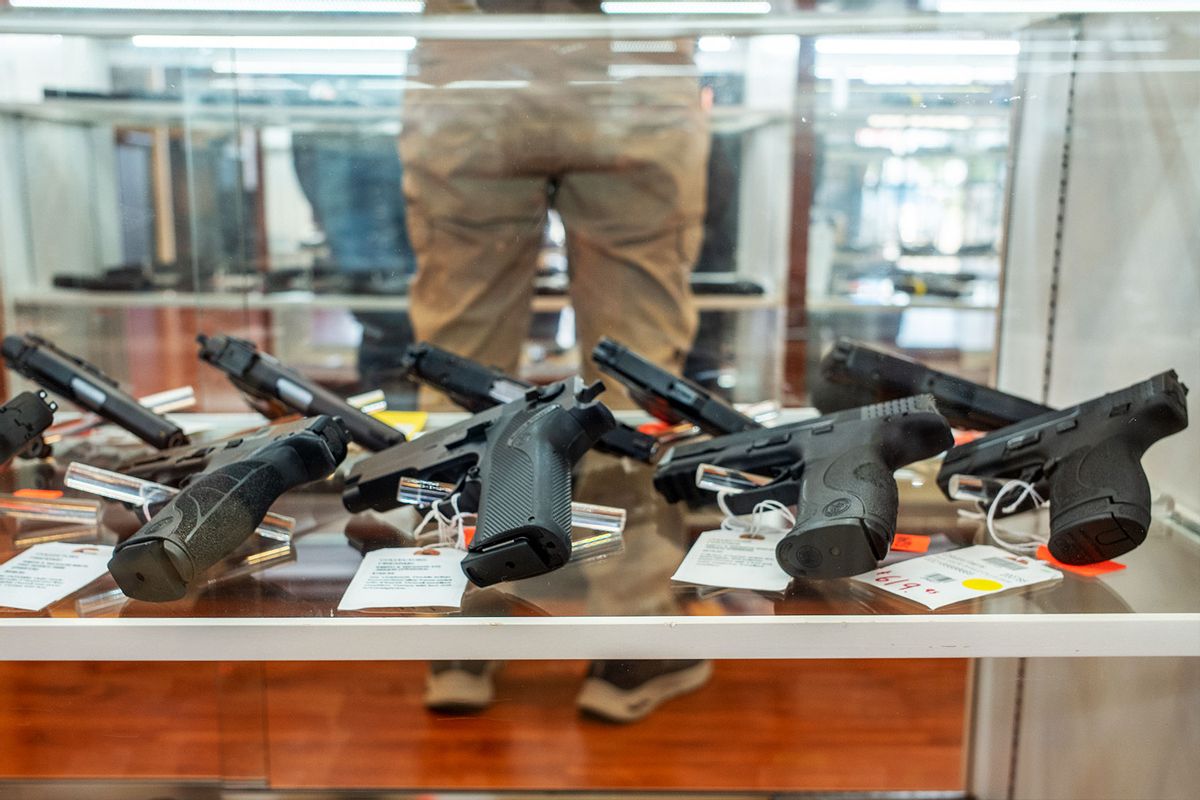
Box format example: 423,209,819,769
2,334,187,450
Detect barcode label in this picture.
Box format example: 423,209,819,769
924,573,954,583
985,557,1023,570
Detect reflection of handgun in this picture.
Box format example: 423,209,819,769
197,334,404,452
343,378,615,586
592,337,760,435
117,418,317,488
938,371,1189,565
0,391,56,467
655,395,953,579
402,341,657,462
812,338,1052,431
2,333,188,449
109,415,350,602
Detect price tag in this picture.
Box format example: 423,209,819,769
0,542,113,611
338,547,468,611
853,544,1062,610
1036,545,1126,577
671,529,792,592
891,533,931,553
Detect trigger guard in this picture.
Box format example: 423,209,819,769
723,482,795,515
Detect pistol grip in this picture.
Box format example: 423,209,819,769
464,423,575,587
108,457,293,601
464,396,613,587
775,446,898,579
108,420,345,601
1047,438,1151,565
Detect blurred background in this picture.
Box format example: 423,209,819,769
0,0,1023,412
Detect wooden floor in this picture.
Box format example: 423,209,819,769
0,659,968,793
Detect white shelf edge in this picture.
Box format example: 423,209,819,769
2,613,1196,661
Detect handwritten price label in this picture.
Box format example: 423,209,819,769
853,546,1063,610
871,567,940,597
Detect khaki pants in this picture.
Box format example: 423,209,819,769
400,78,710,394
400,69,709,614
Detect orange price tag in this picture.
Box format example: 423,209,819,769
1036,545,1126,577
12,488,63,499
891,533,931,553
462,526,476,547
952,429,985,446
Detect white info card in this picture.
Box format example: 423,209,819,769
853,544,1062,610
338,547,469,611
672,529,793,592
0,542,114,611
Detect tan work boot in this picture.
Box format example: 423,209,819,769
576,659,713,723
424,660,500,712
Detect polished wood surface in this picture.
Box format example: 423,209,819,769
0,662,222,780
0,659,967,792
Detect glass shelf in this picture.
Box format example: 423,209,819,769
0,98,792,135
1,413,1196,662
0,8,1044,40
10,288,785,313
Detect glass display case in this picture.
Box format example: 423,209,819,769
0,2,1197,799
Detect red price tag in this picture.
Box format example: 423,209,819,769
891,533,931,553
1036,545,1126,577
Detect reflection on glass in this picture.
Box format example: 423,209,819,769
63,462,295,541
0,494,99,525
695,463,773,494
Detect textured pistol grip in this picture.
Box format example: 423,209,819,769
1047,439,1151,565
775,446,898,579
108,426,342,601
464,412,577,587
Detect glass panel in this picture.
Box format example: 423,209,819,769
0,2,1196,797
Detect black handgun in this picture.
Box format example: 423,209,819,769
2,333,189,450
109,415,350,601
812,338,1052,431
654,395,954,579
402,341,657,462
593,337,761,436
343,378,615,587
937,371,1189,565
197,333,405,452
117,418,320,488
0,391,57,467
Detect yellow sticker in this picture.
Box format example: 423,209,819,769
370,410,428,437
962,578,1004,592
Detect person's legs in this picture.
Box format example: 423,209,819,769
553,85,713,722
553,90,709,392
400,98,549,381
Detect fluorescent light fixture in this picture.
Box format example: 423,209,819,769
610,40,679,53
818,64,1016,84
11,0,424,11
867,113,974,130
816,37,1019,56
936,1,1200,12
133,35,416,50
602,2,772,14
212,59,407,75
698,35,735,52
